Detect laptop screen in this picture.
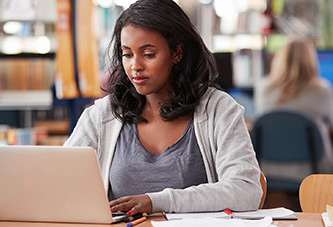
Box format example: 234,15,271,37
0,146,114,224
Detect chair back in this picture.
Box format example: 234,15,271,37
251,110,324,191
259,171,267,209
299,174,333,213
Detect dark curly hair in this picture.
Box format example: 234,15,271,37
104,0,218,123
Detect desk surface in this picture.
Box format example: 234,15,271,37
0,213,323,227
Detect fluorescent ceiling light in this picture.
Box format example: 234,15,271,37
199,0,213,4
3,21,23,34
36,36,51,54
2,37,22,54
114,0,136,9
94,0,113,8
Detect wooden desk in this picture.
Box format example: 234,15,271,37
274,213,323,227
0,213,324,227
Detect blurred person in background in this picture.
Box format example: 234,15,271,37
255,38,333,180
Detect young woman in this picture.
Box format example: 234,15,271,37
255,38,333,180
65,0,262,215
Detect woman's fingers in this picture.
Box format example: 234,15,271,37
109,194,152,215
126,205,139,215
109,196,130,208
109,197,132,212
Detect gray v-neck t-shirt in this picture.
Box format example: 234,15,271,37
109,118,208,199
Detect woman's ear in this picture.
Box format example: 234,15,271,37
173,44,183,64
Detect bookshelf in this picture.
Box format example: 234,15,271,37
0,0,101,145
0,55,55,112
0,91,52,110
0,0,61,144
196,0,268,90
0,0,56,110
0,53,55,110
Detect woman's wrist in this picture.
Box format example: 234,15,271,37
146,190,171,213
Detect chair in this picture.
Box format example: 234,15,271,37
259,171,267,209
250,109,324,192
299,174,333,213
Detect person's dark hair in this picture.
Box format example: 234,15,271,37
104,0,217,123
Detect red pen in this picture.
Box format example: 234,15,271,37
223,209,266,220
224,209,235,218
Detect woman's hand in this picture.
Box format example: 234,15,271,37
109,194,152,215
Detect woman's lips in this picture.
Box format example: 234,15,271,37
132,75,149,84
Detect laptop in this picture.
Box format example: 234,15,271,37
0,145,126,224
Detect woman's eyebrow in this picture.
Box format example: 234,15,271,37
121,44,156,50
139,44,156,49
121,45,131,50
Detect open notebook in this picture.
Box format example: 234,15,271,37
0,145,125,224
164,207,297,220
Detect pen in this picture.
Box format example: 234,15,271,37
223,209,265,220
224,208,235,218
126,216,147,227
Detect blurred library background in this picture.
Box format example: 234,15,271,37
0,0,332,211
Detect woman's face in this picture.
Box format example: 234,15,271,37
120,25,176,97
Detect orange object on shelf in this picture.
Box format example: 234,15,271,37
55,0,79,99
75,0,101,98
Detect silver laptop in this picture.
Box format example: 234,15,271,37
0,145,125,224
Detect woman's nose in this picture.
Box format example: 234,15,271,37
131,56,144,71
